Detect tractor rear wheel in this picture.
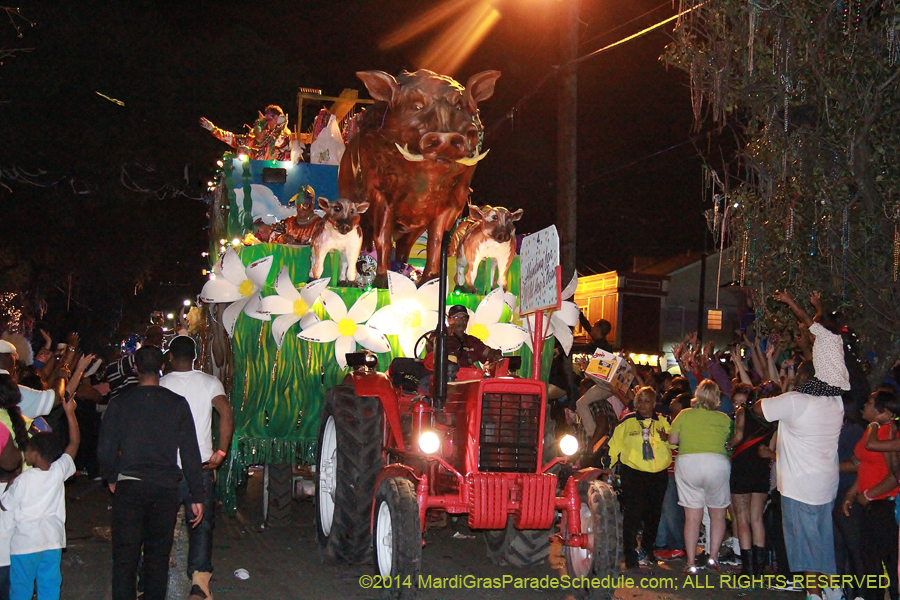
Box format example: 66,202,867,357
315,386,383,564
373,477,421,600
484,518,551,568
265,463,293,526
564,479,623,600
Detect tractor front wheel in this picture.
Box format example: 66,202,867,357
373,477,421,600
484,518,551,568
564,479,623,600
315,386,383,564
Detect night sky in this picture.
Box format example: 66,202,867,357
0,0,710,343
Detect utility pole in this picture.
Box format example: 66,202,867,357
557,0,580,284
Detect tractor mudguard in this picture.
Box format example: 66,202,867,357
569,467,604,487
349,370,406,451
370,464,420,533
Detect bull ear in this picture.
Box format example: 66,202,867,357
468,204,484,220
464,71,501,106
355,202,370,214
357,71,398,104
509,209,523,222
318,197,330,210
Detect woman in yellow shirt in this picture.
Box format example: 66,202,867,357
608,386,672,568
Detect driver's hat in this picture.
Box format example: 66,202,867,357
447,305,468,318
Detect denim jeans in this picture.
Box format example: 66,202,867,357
111,480,180,600
0,564,9,600
178,469,216,575
782,496,836,575
654,474,686,550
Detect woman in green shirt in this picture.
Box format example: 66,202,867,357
668,379,734,574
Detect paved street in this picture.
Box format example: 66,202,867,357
62,470,799,600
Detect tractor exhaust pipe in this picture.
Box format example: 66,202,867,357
432,232,452,409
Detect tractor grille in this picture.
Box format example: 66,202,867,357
478,392,542,473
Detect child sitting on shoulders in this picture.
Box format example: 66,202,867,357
1,394,79,600
774,290,851,397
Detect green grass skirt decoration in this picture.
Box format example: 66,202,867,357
216,243,553,514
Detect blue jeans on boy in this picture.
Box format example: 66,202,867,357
654,474,685,550
178,469,216,575
10,549,62,600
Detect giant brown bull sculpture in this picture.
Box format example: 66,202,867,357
338,69,500,286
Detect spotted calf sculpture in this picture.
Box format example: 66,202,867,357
308,197,369,285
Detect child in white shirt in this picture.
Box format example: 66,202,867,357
774,290,851,396
1,394,79,600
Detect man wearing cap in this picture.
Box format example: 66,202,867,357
0,340,63,420
160,336,233,600
104,326,165,404
426,305,501,369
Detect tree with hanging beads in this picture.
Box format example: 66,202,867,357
664,0,900,383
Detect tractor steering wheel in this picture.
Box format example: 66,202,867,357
413,331,432,358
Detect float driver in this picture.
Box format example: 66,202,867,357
420,305,501,390
427,305,501,367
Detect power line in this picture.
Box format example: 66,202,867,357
580,136,700,188
579,0,673,49
486,1,708,137
573,1,708,67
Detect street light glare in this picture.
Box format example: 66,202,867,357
417,1,500,74
379,0,476,50
379,0,500,75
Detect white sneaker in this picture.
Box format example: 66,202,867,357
823,587,844,600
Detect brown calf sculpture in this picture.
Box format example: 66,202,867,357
450,205,523,293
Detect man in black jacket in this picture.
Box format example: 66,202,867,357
98,346,205,600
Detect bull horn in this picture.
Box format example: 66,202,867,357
455,148,490,167
394,143,424,162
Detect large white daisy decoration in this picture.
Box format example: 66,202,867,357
298,289,391,369
366,271,440,357
462,288,529,353
199,249,273,336
524,273,581,355
258,267,330,347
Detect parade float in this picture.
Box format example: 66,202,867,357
199,69,622,599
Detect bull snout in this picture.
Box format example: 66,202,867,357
419,132,468,160
337,221,354,235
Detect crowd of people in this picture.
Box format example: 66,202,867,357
0,285,898,600
560,291,896,600
0,323,232,600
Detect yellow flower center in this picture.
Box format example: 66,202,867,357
238,280,255,297
469,323,489,342
337,318,357,337
293,298,309,317
403,308,423,329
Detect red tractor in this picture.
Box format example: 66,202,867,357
314,241,623,599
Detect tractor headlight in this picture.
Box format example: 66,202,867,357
418,431,440,454
559,434,579,457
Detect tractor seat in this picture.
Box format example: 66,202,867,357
389,357,426,393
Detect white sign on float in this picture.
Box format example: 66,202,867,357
519,225,562,316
